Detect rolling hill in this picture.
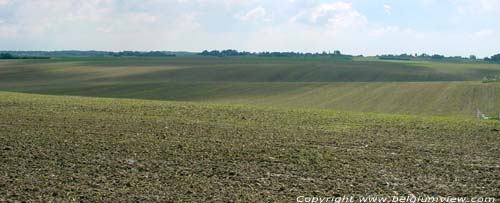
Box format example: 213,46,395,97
1,57,500,117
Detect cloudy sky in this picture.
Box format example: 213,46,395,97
0,0,499,57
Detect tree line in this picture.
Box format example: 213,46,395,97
378,53,463,61
0,51,180,58
2,50,499,62
0,53,50,59
108,51,175,57
484,54,500,62
378,53,500,62
198,49,347,57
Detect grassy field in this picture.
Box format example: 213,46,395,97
2,57,500,84
4,81,500,117
1,91,499,201
1,57,500,201
1,57,500,117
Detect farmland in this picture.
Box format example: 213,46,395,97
1,57,500,201
1,57,500,117
1,91,499,201
2,57,500,84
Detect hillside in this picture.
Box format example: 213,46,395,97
1,57,500,117
2,57,500,83
4,81,499,117
1,91,499,201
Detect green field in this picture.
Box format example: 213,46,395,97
1,92,499,201
1,57,500,201
1,57,500,117
2,57,500,83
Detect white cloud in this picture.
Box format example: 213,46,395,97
0,0,9,7
476,0,500,11
235,7,269,22
310,2,353,23
289,1,367,32
474,29,494,38
127,12,158,23
384,4,392,15
177,0,257,9
450,0,500,14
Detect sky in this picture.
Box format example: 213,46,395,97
0,0,499,57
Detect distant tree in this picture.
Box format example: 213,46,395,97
484,54,500,62
419,53,429,58
469,55,476,60
431,54,445,60
491,54,500,62
0,53,15,59
109,51,175,57
197,49,351,58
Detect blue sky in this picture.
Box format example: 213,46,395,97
0,0,499,57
